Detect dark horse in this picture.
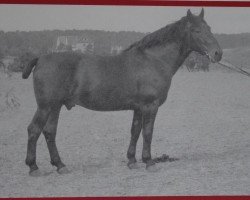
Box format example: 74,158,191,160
23,9,222,176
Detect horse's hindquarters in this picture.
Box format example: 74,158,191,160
33,54,81,107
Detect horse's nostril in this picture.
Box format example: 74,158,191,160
214,50,222,61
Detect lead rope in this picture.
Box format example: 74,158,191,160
218,60,250,77
151,60,250,165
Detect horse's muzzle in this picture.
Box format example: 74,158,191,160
206,48,223,63
214,49,223,62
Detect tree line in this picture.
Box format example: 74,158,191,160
1,30,250,58
1,29,250,73
0,30,145,57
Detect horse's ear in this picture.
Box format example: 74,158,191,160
187,9,193,21
199,8,204,19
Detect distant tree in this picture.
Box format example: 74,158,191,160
57,43,65,51
0,49,4,60
184,52,210,72
0,48,5,71
66,45,72,51
2,29,250,59
196,54,210,72
184,53,196,71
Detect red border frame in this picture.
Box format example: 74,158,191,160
0,0,250,7
0,0,250,199
0,197,250,200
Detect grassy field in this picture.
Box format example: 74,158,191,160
0,67,250,196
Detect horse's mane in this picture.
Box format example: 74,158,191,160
124,16,188,52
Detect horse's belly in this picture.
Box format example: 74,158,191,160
75,88,132,111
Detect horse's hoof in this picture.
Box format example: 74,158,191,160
127,158,139,169
57,166,70,175
146,159,155,167
127,162,139,169
145,160,159,172
29,169,44,177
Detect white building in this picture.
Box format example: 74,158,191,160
55,36,94,54
111,45,123,55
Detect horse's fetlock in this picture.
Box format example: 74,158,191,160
50,157,63,167
142,156,151,163
127,151,135,160
128,157,137,164
25,157,36,167
142,152,151,163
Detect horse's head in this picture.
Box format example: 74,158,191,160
184,9,222,63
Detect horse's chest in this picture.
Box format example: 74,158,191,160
135,68,170,101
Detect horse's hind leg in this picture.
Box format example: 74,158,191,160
25,106,51,176
42,105,69,174
127,109,142,169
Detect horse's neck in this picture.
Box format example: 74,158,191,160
145,41,191,75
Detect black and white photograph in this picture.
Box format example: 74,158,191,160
0,4,249,197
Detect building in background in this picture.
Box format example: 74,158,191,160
55,36,94,54
110,45,123,55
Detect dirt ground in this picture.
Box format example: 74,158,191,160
0,69,250,197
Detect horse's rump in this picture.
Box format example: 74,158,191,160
32,52,82,107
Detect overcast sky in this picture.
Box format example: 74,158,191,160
0,5,250,34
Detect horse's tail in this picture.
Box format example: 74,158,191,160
22,58,39,79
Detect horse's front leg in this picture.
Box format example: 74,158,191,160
127,109,142,169
141,100,159,169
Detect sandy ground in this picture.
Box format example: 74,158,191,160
0,69,250,197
